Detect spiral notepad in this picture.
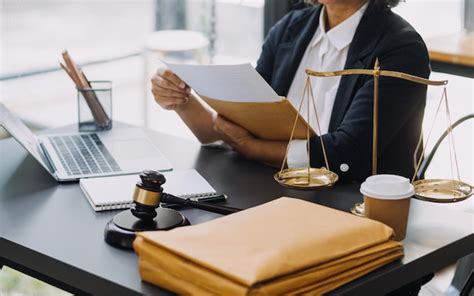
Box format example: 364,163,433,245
79,169,217,212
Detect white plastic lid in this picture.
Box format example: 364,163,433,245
360,174,414,200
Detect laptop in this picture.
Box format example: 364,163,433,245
0,103,173,182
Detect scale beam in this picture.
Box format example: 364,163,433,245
276,59,471,203
305,69,448,86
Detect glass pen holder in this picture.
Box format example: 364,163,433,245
77,80,113,132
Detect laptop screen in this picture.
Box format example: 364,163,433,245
0,103,54,174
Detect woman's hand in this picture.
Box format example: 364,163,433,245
213,115,256,157
151,67,191,110
213,115,288,167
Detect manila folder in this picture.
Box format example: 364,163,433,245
202,96,316,141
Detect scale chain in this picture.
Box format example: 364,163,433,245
411,87,446,183
307,77,331,172
306,76,311,184
443,87,461,182
278,78,309,177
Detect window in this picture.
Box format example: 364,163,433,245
393,0,464,39
0,0,265,137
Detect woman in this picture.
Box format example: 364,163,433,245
151,0,430,183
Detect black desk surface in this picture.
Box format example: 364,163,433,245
1,124,473,295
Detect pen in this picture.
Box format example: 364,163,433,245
161,194,228,209
190,194,227,203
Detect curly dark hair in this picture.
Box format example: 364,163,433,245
305,0,401,12
367,0,401,11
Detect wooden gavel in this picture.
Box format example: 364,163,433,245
131,170,242,221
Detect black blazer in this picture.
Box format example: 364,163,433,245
256,5,430,183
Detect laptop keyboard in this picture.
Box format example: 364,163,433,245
49,134,121,176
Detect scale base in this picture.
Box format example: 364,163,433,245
104,207,190,249
350,202,365,217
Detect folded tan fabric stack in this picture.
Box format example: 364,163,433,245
134,197,403,295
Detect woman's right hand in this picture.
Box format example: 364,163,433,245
151,67,191,110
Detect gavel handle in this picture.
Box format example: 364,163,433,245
162,193,242,215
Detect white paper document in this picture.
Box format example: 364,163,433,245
165,63,281,102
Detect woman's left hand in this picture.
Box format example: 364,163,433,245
213,115,288,167
213,115,256,158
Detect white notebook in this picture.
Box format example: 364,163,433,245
79,169,217,211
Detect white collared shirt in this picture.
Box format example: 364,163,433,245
286,3,367,168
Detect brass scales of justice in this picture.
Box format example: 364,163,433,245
274,59,473,214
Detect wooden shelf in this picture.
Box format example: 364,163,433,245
427,32,474,67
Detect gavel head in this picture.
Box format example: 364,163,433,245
131,170,167,221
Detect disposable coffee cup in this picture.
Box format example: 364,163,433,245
360,175,414,241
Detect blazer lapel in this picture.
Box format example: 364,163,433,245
328,11,388,132
272,6,322,96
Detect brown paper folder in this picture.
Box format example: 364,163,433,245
134,197,403,295
202,96,315,141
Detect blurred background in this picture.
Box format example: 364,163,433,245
0,0,473,295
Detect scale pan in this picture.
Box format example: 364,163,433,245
274,167,338,190
350,202,365,217
413,179,472,203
